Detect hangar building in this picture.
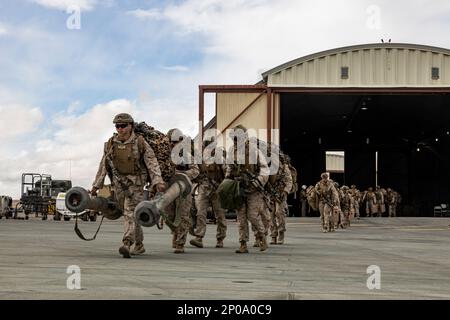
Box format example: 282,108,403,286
198,43,450,216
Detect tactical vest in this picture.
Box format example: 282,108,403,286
341,194,351,210
318,181,333,202
107,135,145,176
230,144,259,177
268,165,286,191
375,192,382,201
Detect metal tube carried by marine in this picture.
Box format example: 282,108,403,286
65,186,123,220
134,172,193,227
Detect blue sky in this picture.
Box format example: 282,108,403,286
1,0,450,197
0,0,206,115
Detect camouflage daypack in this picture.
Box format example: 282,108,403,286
287,164,298,195
134,122,176,182
306,185,319,211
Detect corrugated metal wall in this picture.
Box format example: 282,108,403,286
268,47,450,87
216,92,267,138
326,153,345,172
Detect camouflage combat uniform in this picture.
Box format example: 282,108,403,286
340,186,353,228
374,187,385,217
364,188,377,217
315,173,340,232
268,162,293,244
386,188,397,217
225,140,269,253
165,131,200,254
191,155,227,248
299,187,308,217
350,185,361,219
92,131,163,255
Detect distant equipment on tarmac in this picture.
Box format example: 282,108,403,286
14,173,73,220
0,195,13,219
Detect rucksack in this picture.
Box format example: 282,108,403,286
217,178,244,210
306,186,319,211
287,164,298,195
133,122,176,182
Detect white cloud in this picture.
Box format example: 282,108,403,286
0,97,200,199
0,104,43,140
30,0,97,11
0,99,132,198
126,8,162,20
130,0,450,85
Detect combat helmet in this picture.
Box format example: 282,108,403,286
229,125,249,144
113,113,134,124
167,128,185,143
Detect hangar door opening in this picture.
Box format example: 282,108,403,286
280,92,450,217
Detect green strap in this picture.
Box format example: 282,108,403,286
74,212,105,241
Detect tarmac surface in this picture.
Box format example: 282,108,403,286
0,216,449,300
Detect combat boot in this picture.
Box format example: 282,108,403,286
190,237,203,248
277,232,284,245
270,237,277,245
253,238,260,247
259,236,268,251
119,240,132,258
172,234,177,248
131,243,145,255
216,239,224,248
235,241,248,253
174,244,185,254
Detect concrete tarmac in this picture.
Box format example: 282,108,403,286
0,216,449,299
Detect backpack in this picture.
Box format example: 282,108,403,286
217,178,244,210
287,164,298,195
133,122,176,182
306,186,319,211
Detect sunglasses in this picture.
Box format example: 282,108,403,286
115,123,129,129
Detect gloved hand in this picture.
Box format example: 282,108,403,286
156,183,166,193
90,187,98,196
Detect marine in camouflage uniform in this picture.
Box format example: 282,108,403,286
92,113,165,258
339,186,353,228
315,173,340,233
363,187,377,217
299,185,308,217
225,125,270,254
268,154,293,244
190,143,227,248
374,186,385,217
350,185,361,219
386,188,397,217
165,128,200,254
333,182,343,229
